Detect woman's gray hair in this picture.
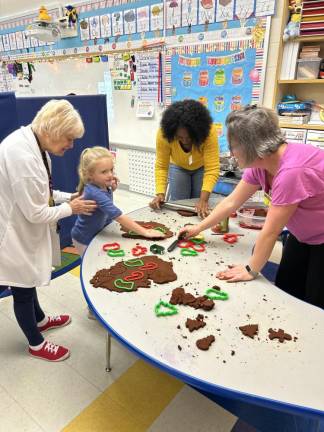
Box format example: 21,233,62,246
225,106,285,164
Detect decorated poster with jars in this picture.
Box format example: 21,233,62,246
165,37,265,153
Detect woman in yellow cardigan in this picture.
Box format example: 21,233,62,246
149,100,220,218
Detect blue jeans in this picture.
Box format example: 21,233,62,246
168,164,204,201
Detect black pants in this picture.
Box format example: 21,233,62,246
275,234,324,309
8,287,46,346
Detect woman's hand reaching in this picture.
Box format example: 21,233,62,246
69,196,97,215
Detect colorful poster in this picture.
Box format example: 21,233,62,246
216,0,234,22
23,31,31,48
89,15,100,39
166,0,181,29
112,11,124,36
167,41,262,152
150,3,164,32
182,0,198,27
15,31,24,50
2,34,10,51
9,32,17,51
137,6,150,33
100,14,112,38
124,9,136,34
198,0,216,25
80,18,90,41
255,0,276,17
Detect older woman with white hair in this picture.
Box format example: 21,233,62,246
0,99,97,362
180,105,324,309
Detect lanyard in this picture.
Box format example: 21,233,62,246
33,131,55,207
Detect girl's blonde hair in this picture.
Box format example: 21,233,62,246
32,99,84,141
77,146,114,193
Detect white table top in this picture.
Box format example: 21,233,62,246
81,204,324,418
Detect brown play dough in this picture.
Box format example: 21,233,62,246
170,287,215,311
239,324,259,339
196,335,215,351
90,255,177,293
120,221,173,240
177,210,198,217
268,328,292,343
186,314,206,332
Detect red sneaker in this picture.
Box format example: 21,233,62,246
29,341,70,362
38,315,71,332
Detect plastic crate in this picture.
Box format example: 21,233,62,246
296,58,321,79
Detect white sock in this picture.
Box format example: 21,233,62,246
37,316,48,327
29,340,45,351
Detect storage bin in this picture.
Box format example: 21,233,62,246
296,58,321,79
237,202,268,230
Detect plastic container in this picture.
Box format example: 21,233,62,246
237,202,268,230
296,58,321,80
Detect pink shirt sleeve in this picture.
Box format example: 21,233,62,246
242,168,261,186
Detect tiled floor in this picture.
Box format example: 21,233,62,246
0,190,244,432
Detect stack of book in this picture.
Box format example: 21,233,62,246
277,100,313,125
280,41,300,79
299,44,321,58
300,0,324,36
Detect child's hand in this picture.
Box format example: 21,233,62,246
111,176,119,191
144,229,166,239
179,224,201,239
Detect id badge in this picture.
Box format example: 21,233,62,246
188,154,193,165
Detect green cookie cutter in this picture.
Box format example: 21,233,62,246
181,248,198,256
190,238,206,244
108,249,125,257
113,279,135,291
205,288,229,301
124,258,144,267
154,226,167,234
154,301,178,317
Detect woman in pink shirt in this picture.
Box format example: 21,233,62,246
180,105,324,309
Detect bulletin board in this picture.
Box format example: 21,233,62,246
165,18,270,153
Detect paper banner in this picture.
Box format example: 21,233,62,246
255,0,276,17
234,0,255,20
178,55,201,66
9,33,17,51
80,18,90,40
207,50,245,65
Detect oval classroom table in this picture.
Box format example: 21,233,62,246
81,199,324,432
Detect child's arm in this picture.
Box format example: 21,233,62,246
116,215,165,239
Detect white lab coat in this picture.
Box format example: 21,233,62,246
0,126,73,288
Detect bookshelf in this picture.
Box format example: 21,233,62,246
273,0,324,134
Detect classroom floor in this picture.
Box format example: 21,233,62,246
0,189,282,432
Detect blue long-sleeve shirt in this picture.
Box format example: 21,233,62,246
71,183,122,245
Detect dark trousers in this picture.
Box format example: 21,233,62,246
8,287,46,346
275,234,324,309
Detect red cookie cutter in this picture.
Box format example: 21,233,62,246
177,239,194,248
191,243,206,252
124,271,145,281
140,261,158,271
131,245,148,256
223,233,240,244
102,242,121,251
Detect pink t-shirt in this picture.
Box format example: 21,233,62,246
242,142,324,244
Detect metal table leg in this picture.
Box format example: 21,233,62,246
105,332,112,372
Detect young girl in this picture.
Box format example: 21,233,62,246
72,146,163,257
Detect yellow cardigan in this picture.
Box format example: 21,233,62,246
155,124,220,195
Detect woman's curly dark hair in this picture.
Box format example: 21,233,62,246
161,99,213,147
